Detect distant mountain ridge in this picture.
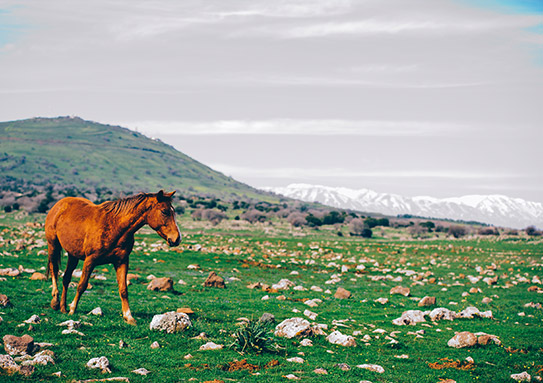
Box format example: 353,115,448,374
262,184,543,229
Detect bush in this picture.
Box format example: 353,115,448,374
322,211,345,225
192,208,227,225
286,212,307,227
365,217,389,229
3,205,12,213
241,209,267,223
229,320,281,354
525,226,542,236
349,218,366,235
478,227,499,236
448,225,467,238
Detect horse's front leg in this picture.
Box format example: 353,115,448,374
61,255,79,313
115,261,136,325
69,257,95,315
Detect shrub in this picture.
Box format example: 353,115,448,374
478,227,499,236
241,209,267,223
3,205,12,213
349,218,366,235
229,320,281,354
202,209,228,225
525,226,542,236
322,211,345,225
286,212,307,227
448,225,467,238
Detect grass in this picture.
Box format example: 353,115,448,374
0,211,542,382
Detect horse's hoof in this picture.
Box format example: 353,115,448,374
60,307,68,314
124,317,137,326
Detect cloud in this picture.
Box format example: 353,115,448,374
121,119,467,136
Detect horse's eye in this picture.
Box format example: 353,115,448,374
161,209,171,217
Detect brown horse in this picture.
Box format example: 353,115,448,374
45,190,180,325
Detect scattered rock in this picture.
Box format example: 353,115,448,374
284,374,300,380
275,317,312,339
0,294,11,307
392,310,426,326
326,330,356,347
58,319,81,330
271,279,295,290
62,329,85,336
304,299,321,308
89,307,103,316
3,334,35,356
21,350,55,366
30,272,47,281
357,364,385,373
203,271,225,288
18,365,35,377
24,314,41,324
86,356,111,373
334,287,351,299
259,313,275,323
150,341,160,349
303,309,317,320
119,340,128,349
458,306,493,319
447,331,477,348
147,277,174,292
286,357,304,363
314,368,328,374
0,268,20,277
428,307,456,321
375,297,389,305
0,354,20,374
199,342,223,351
474,332,501,346
132,368,150,375
418,296,436,307
511,371,531,382
176,307,195,315
150,311,191,333
300,339,313,347
335,363,350,371
390,286,410,297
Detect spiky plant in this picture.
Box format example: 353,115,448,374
229,320,281,354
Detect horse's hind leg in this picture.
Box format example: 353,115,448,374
60,255,79,313
69,257,95,315
115,261,136,325
47,238,61,310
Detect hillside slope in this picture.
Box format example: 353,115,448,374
0,116,263,199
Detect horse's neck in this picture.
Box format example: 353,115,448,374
113,201,150,236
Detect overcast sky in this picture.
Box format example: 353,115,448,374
1,0,542,201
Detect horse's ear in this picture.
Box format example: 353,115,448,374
157,190,175,202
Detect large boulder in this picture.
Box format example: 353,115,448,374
447,331,477,348
3,335,35,356
150,311,191,333
275,317,312,339
203,271,225,288
147,277,174,292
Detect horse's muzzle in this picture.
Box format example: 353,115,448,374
168,236,181,247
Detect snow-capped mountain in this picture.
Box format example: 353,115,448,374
262,184,543,229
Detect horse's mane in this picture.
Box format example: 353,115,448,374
100,193,152,215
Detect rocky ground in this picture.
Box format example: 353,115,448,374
0,212,542,382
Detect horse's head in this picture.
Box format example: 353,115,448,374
147,190,181,247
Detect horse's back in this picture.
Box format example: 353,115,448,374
45,197,98,252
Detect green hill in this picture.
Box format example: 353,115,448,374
0,116,266,200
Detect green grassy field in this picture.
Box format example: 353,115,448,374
0,212,542,382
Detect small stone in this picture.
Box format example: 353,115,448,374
88,307,103,316
149,311,191,333
0,354,20,374
314,368,328,374
303,309,317,320
24,315,41,324
132,367,150,375
259,313,275,323
150,341,160,349
334,287,351,299
390,286,410,297
62,329,85,336
58,319,81,330
428,307,456,321
447,331,477,348
0,294,11,307
482,297,492,304
284,374,300,380
335,363,350,371
86,356,111,373
203,271,226,288
30,272,47,281
147,277,174,292
418,296,436,307
176,307,194,315
511,371,532,382
184,354,192,360
357,363,385,373
300,338,313,347
0,268,20,277
375,297,389,304
326,330,356,347
286,357,304,363
198,342,223,351
119,340,128,348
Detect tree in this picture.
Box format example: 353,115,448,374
448,225,467,238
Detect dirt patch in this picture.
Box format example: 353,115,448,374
224,359,259,372
428,358,474,371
